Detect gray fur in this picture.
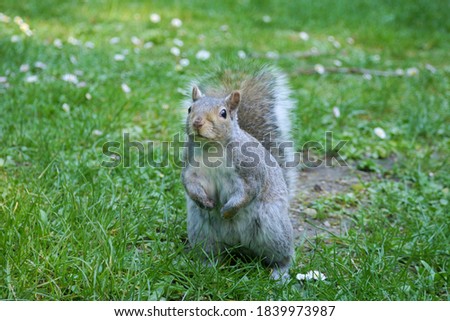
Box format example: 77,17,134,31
181,65,296,280
183,64,298,199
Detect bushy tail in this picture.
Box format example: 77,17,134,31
186,64,298,200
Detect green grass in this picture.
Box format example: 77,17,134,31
0,0,449,300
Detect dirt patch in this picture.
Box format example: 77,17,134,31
290,156,396,243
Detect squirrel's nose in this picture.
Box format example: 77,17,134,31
193,117,204,129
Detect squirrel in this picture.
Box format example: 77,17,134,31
181,64,297,280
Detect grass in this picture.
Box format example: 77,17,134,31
0,0,449,300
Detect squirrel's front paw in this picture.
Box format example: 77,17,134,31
193,196,215,210
186,188,215,210
201,197,215,209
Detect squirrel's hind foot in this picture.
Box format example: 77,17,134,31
271,266,291,283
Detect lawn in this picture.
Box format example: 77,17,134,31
0,0,448,300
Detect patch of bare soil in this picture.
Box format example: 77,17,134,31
290,157,396,243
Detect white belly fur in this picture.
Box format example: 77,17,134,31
192,156,257,247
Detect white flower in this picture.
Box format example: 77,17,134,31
25,75,38,83
35,61,47,69
85,93,92,100
406,67,419,77
363,73,372,80
425,64,436,74
327,36,341,48
11,35,21,43
114,54,126,61
20,24,33,36
0,76,7,83
371,54,381,62
68,36,81,46
220,24,229,32
170,47,181,56
92,129,103,136
0,12,11,23
70,55,78,65
14,16,23,25
143,41,154,49
121,83,131,93
61,73,79,84
109,37,120,44
332,106,340,118
179,58,190,67
14,17,32,36
85,41,95,49
24,29,33,37
196,49,210,60
62,103,70,113
314,64,325,74
332,40,341,48
131,36,142,46
374,127,387,139
171,18,182,28
299,31,309,41
296,270,327,281
333,59,342,67
53,38,63,48
77,81,87,88
262,15,271,23
237,50,247,59
346,37,354,45
14,16,24,24
395,68,404,76
149,13,161,23
20,64,30,72
110,154,121,161
173,38,184,47
266,51,279,59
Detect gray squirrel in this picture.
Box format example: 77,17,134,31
181,65,297,280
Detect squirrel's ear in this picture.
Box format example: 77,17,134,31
225,91,241,111
192,85,203,102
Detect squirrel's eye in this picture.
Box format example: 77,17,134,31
188,106,192,114
220,109,227,119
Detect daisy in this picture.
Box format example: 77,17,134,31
195,49,210,60
171,18,182,28
121,83,131,93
